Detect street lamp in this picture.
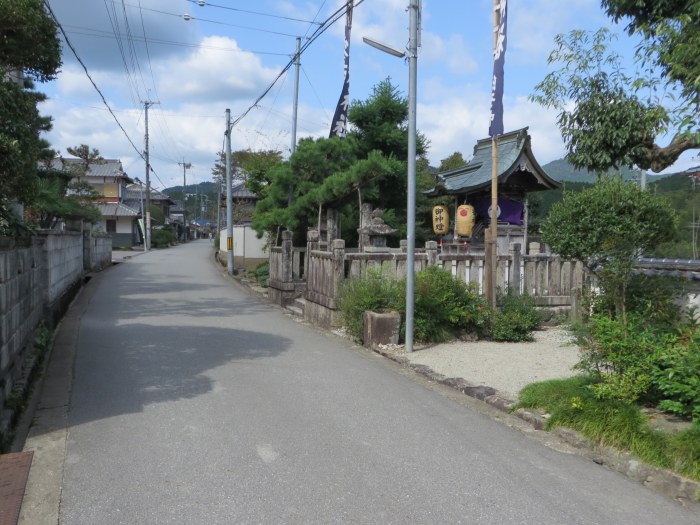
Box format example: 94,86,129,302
364,0,420,353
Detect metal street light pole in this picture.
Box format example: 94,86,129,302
405,0,419,354
363,0,420,353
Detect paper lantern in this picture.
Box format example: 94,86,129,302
456,204,475,237
432,205,449,235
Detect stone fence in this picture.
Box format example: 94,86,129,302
268,230,586,329
0,231,112,439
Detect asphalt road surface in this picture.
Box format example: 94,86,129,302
52,241,699,524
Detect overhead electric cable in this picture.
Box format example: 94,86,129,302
121,2,300,38
62,26,289,56
229,0,363,130
43,0,145,161
186,0,322,25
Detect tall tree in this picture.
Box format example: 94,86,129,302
0,0,61,206
531,0,700,173
251,79,431,246
437,152,468,173
28,145,102,229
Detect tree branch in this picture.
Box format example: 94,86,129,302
642,134,700,173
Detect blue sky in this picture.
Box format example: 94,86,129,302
39,0,697,191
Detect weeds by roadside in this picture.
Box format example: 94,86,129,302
514,376,700,484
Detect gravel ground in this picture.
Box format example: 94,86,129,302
391,327,581,401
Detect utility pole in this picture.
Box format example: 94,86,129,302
216,169,222,239
179,160,191,242
288,36,301,207
225,109,234,275
143,100,158,251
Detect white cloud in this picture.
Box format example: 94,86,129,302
416,80,565,169
156,36,281,103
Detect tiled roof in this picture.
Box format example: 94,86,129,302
43,158,129,179
426,128,560,197
124,184,173,202
95,202,139,217
232,181,258,199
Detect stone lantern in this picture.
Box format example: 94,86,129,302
358,208,398,252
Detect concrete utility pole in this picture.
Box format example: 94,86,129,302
225,109,234,275
179,161,191,242
288,36,301,207
143,100,158,251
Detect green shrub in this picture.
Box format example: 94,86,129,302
490,289,540,342
151,226,176,247
652,330,700,424
625,274,685,329
576,314,661,403
338,269,401,341
254,262,269,288
409,266,491,343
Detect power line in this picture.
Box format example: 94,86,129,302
121,2,301,38
228,0,362,130
62,25,289,56
186,0,322,26
44,0,145,162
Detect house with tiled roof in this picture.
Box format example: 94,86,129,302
46,157,176,246
46,158,140,247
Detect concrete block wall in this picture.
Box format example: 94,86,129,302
1,231,111,438
0,238,45,408
90,236,112,271
40,231,83,305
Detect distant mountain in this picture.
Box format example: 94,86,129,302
541,158,675,184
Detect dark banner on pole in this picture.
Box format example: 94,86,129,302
488,0,507,137
329,2,353,138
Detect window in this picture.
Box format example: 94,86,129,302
106,220,117,233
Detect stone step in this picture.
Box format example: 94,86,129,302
285,297,305,317
286,305,303,317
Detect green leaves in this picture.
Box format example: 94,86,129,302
542,176,677,319
531,25,700,174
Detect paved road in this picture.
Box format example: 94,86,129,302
28,241,700,523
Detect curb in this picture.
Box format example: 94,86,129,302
370,344,700,509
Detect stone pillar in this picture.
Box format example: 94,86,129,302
509,243,521,295
570,287,582,323
332,239,345,301
281,230,293,283
359,203,373,250
529,241,542,255
326,208,339,242
425,240,438,267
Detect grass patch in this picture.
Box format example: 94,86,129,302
514,376,700,482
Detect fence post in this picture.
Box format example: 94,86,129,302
359,203,372,250
332,239,345,300
425,240,438,267
570,286,583,323
326,208,338,242
509,243,521,295
281,230,293,284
